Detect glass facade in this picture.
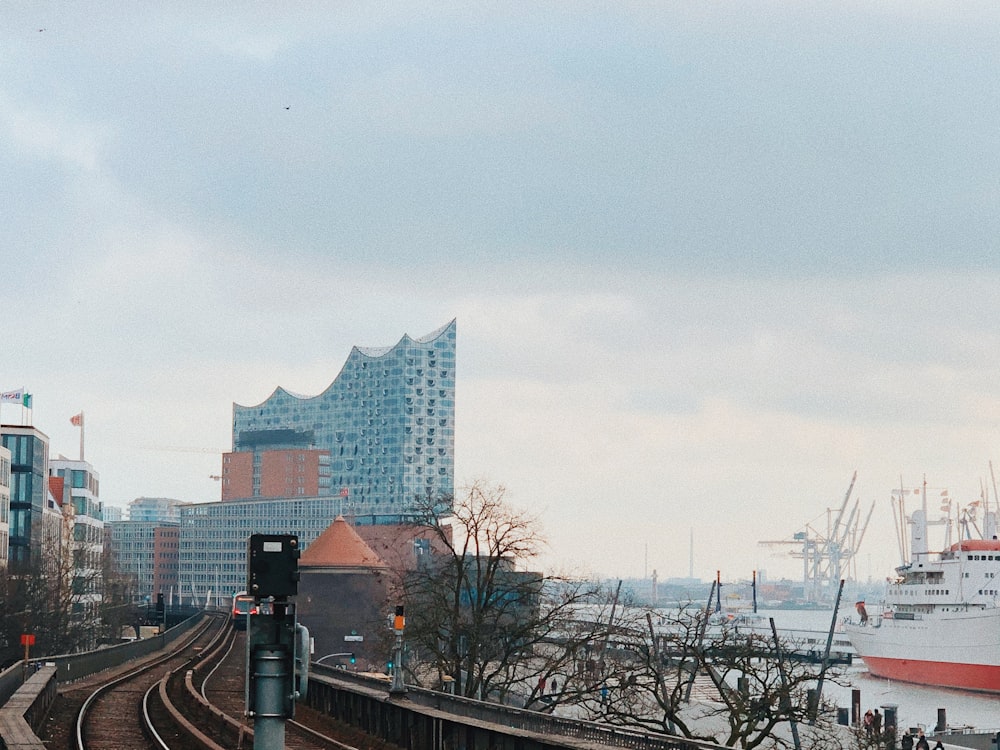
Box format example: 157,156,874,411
109,521,169,602
128,496,189,523
1,426,49,567
232,320,456,519
177,495,354,606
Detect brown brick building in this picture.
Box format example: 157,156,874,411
221,448,330,501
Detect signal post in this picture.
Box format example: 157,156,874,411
245,534,310,750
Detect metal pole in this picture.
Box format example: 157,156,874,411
390,631,406,693
646,612,677,734
685,580,716,702
769,617,801,750
812,578,845,724
253,647,288,750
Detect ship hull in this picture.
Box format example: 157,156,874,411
845,609,1000,694
856,654,1000,692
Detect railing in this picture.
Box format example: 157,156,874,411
22,612,203,685
312,665,730,750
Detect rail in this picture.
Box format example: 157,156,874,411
311,665,730,750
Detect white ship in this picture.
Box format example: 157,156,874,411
845,491,1000,693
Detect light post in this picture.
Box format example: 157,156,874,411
390,605,406,694
316,652,355,667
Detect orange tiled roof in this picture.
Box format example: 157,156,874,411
300,515,388,569
49,477,65,507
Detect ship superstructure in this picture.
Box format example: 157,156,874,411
845,485,1000,693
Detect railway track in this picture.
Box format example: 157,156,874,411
73,614,227,750
185,629,367,750
42,616,386,750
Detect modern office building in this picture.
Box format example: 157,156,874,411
178,495,350,606
108,520,179,604
0,444,10,569
49,456,104,630
49,457,103,554
127,496,189,523
228,320,456,519
1,424,50,567
106,498,188,602
101,504,123,523
157,322,460,607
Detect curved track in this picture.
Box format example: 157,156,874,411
43,616,376,750
74,615,227,750
185,629,363,750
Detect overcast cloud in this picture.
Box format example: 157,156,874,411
4,3,1000,582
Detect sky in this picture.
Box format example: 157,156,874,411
4,3,1000,585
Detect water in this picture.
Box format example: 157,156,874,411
760,608,1000,735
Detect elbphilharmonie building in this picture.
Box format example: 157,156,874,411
230,319,456,519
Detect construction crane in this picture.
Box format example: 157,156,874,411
141,445,227,454
758,471,876,603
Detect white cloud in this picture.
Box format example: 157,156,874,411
0,94,103,171
5,4,1000,585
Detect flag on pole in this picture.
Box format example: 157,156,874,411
70,412,83,426
1,388,25,404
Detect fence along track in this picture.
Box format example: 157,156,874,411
74,615,226,750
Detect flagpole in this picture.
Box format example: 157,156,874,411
80,411,85,461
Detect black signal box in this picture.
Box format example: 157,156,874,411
247,534,300,598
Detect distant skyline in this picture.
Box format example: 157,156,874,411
4,4,1000,583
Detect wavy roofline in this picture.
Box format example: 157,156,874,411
234,319,455,410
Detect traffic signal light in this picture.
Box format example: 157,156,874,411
349,654,356,664
247,534,300,598
387,660,394,671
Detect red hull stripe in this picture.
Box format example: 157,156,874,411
862,655,1000,693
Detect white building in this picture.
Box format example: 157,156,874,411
49,456,104,631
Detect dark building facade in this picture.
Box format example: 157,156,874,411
1,425,49,568
297,516,392,671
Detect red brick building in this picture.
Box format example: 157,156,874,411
221,448,330,501
153,525,179,595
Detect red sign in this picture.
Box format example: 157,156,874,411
20,634,35,646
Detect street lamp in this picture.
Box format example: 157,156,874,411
315,652,355,666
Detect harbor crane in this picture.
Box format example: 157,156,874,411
758,471,876,603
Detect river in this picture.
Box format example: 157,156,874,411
759,608,1000,736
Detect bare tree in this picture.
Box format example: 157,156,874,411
398,480,613,703
581,604,851,749
0,509,107,663
98,541,139,645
